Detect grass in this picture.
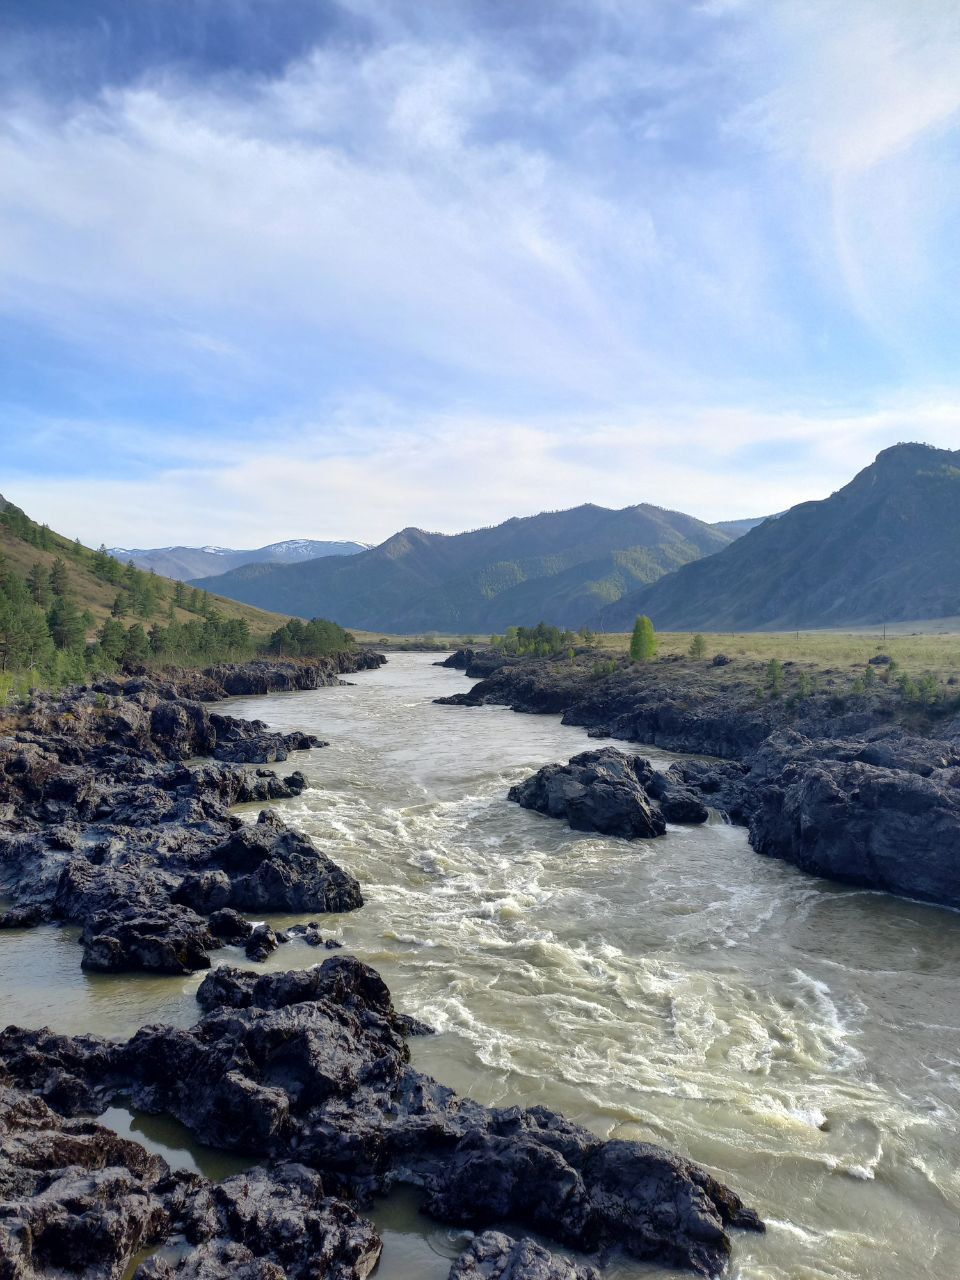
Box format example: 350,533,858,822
0,521,291,640
590,630,960,678
352,625,960,679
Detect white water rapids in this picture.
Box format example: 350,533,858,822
2,653,959,1278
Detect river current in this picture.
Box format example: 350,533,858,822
2,653,959,1279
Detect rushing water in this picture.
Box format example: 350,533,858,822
3,653,960,1279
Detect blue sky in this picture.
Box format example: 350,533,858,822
2,0,959,546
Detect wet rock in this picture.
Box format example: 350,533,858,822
508,749,666,839
245,923,280,962
208,907,254,945
0,1083,185,1279
0,956,763,1277
0,672,364,976
447,1231,599,1280
217,811,363,915
0,1082,382,1280
746,729,960,907
288,921,343,949
136,1163,382,1280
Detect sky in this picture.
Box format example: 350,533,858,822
2,0,959,548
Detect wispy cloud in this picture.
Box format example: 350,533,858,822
1,0,958,544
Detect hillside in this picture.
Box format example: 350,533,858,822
0,499,290,640
111,539,368,580
190,503,737,632
601,443,960,630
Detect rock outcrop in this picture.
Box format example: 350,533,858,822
0,666,367,974
0,1080,381,1280
507,748,712,838
0,954,764,1278
508,750,667,838
444,653,960,909
745,729,960,907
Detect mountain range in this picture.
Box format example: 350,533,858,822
109,539,369,581
189,504,744,632
602,442,960,630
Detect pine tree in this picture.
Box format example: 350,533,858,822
98,617,127,663
111,593,128,619
48,558,69,597
26,561,51,606
121,623,150,666
47,595,85,649
629,615,657,663
688,633,707,659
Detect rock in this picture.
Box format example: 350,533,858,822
245,923,280,962
0,673,364,976
645,771,709,824
0,1081,382,1280
0,1083,187,1279
136,1163,382,1280
746,729,960,907
0,957,763,1276
447,1231,599,1280
508,749,666,839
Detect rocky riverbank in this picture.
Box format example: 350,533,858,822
439,650,960,910
0,655,385,973
0,952,763,1279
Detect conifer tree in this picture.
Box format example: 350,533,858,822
27,561,51,606
48,558,69,597
688,633,707,659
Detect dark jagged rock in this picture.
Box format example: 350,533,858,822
0,1083,183,1279
660,760,751,824
245,923,281,962
287,921,343,949
0,1082,381,1280
0,956,763,1277
745,729,960,907
447,1231,600,1280
0,668,365,975
508,749,667,839
134,1163,382,1280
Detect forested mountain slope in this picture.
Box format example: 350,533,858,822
602,444,960,630
192,502,736,631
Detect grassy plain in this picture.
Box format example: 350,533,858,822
354,626,960,678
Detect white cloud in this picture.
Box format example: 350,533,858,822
2,0,960,549
8,399,960,548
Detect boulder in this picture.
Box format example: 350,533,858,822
508,749,666,838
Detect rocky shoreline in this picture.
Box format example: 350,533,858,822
0,653,764,1280
0,655,387,974
438,650,960,910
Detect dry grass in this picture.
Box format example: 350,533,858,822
0,523,290,639
591,630,960,677
352,625,960,678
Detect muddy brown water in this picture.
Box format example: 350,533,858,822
2,653,959,1278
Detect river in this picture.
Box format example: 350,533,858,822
3,653,959,1279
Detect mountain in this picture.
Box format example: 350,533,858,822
711,516,770,538
601,443,960,631
0,498,290,638
110,539,369,581
190,503,737,632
